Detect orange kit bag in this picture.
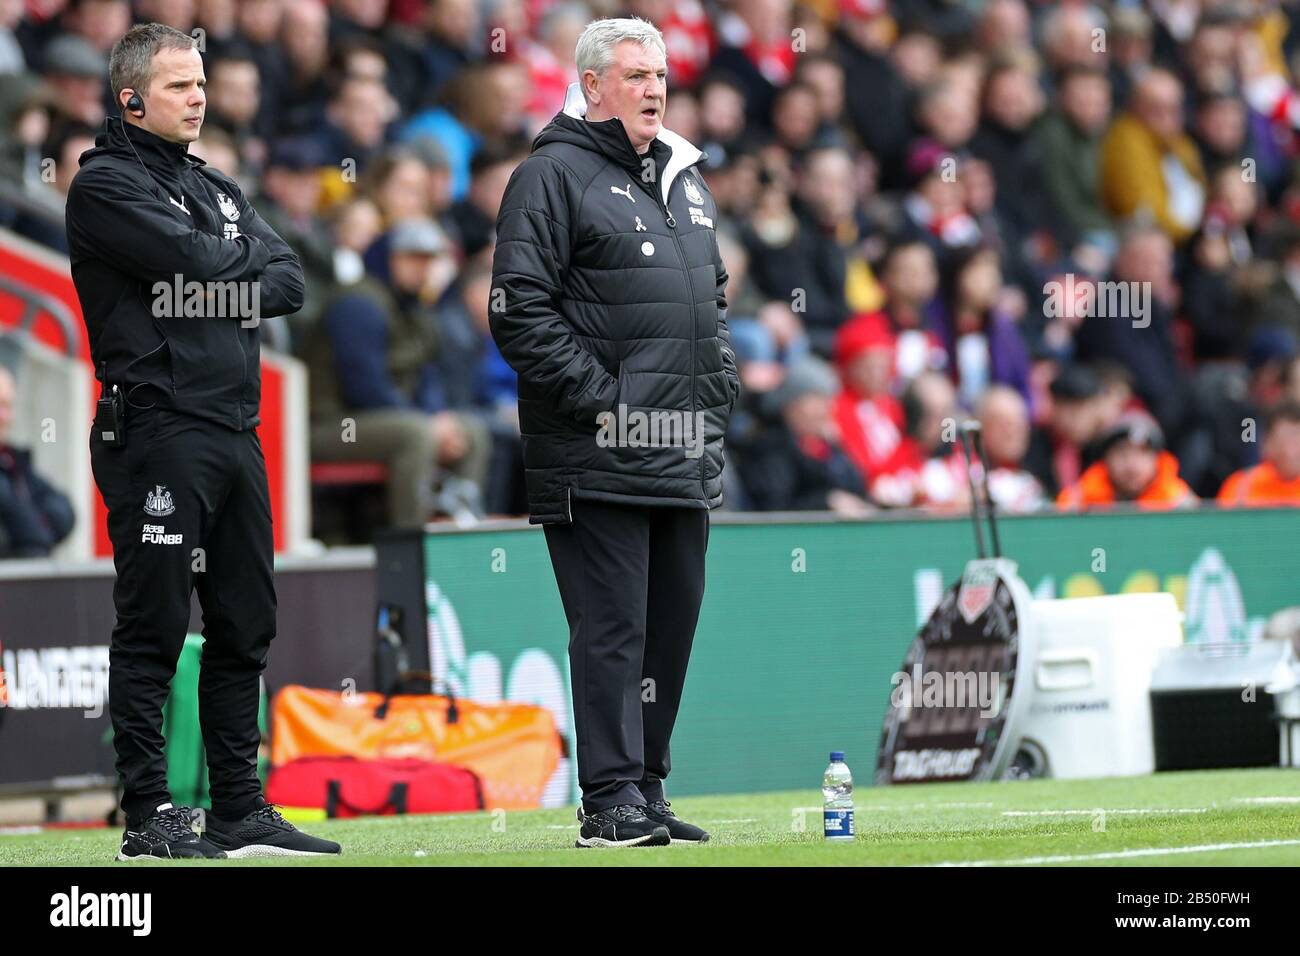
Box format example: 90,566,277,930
271,684,563,809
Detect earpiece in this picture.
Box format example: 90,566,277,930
124,90,145,117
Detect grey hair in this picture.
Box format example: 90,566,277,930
108,22,197,101
574,17,665,84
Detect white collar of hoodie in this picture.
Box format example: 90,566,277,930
561,82,704,208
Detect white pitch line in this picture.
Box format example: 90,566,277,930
854,802,997,812
925,838,1300,867
1002,808,1211,817
1232,796,1300,804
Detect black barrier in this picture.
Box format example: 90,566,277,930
0,552,377,794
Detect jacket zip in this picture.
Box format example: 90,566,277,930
650,176,705,493
235,320,247,430
187,159,249,430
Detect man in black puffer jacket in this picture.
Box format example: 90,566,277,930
490,17,739,848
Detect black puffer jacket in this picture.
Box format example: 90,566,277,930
490,85,740,524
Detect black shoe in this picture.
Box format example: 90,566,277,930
575,804,670,848
203,804,342,859
116,803,227,861
642,799,710,844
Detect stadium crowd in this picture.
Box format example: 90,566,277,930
6,0,1300,549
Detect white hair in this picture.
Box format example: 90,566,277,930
574,17,666,85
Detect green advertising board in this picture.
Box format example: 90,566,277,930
414,508,1299,806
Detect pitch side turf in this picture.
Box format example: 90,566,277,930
3,768,1298,867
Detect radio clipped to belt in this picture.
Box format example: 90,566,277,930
95,362,126,447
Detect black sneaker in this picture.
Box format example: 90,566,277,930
643,799,710,844
575,804,670,848
202,804,342,859
116,803,228,861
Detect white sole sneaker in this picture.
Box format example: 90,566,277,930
575,833,666,848
219,843,341,859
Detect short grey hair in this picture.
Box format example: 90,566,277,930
574,17,666,85
108,22,197,101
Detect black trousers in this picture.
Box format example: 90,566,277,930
90,406,276,827
543,498,709,813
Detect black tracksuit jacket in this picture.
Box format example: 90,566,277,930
65,116,304,431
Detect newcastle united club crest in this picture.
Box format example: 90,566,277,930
143,485,176,517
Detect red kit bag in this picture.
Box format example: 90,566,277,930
267,756,484,818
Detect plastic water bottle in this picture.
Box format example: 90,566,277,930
823,751,855,841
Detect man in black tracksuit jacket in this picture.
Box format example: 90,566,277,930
65,24,335,859
490,19,740,847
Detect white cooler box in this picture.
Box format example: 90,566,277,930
1014,593,1183,779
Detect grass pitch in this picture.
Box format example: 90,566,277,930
2,768,1298,867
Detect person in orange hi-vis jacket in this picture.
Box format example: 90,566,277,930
1057,411,1197,510
1218,401,1300,507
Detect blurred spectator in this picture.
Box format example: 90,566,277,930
1074,225,1187,444
401,60,528,201
934,244,1031,410
1255,226,1300,342
1192,89,1249,175
1217,400,1300,506
1040,2,1107,76
188,123,240,176
742,143,862,357
1183,163,1259,361
278,0,331,133
878,238,946,379
416,0,477,106
64,0,131,59
627,0,715,89
311,73,395,178
203,44,264,169
969,49,1048,263
42,33,106,127
1036,64,1114,254
446,260,524,515
1057,411,1197,510
307,218,488,526
446,142,522,260
519,2,587,133
831,310,904,484
869,369,958,508
1108,6,1154,108
900,139,983,261
900,383,1046,513
0,0,24,75
792,51,848,144
710,0,794,132
738,356,870,515
328,194,383,284
1100,68,1206,242
0,365,74,557
974,384,1047,511
234,0,288,141
1024,362,1125,497
256,137,335,348
695,70,749,154
976,0,1032,58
